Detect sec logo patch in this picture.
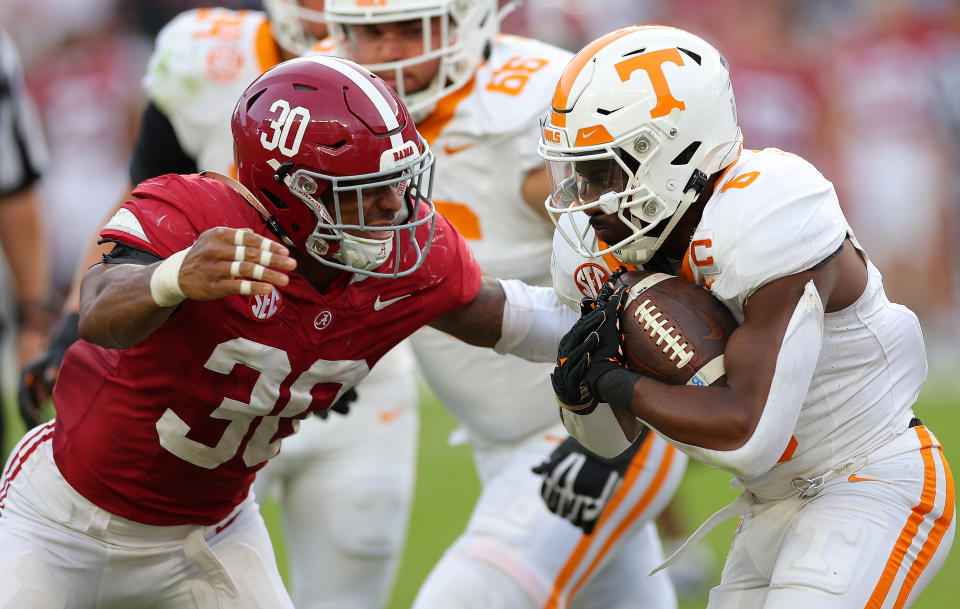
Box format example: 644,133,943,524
250,288,282,320
574,262,610,299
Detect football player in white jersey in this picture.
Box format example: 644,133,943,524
17,4,422,609
321,1,686,607
543,25,955,609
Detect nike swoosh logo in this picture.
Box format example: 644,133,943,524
580,128,599,139
443,142,472,155
848,473,888,484
374,293,412,311
695,309,724,340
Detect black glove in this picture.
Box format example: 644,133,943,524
532,436,640,534
315,387,358,419
583,285,630,400
18,312,80,429
551,297,605,413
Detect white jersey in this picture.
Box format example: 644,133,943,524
685,148,927,498
551,210,629,311
408,34,573,443
418,34,571,283
143,8,280,174
397,37,687,609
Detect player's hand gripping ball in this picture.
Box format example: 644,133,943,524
616,270,738,387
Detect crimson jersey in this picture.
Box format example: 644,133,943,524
52,173,481,525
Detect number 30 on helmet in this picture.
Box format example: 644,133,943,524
539,25,742,265
231,55,437,277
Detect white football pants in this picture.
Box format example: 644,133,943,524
253,341,419,609
708,425,955,609
412,423,687,609
0,423,291,609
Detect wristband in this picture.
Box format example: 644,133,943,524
592,366,639,413
16,299,55,332
150,247,191,307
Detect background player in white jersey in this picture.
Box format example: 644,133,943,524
0,55,582,609
15,5,421,608
321,1,685,606
543,25,955,608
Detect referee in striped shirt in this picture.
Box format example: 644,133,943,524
0,28,51,464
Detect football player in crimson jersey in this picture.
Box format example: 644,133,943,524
545,26,954,608
16,4,426,608
0,56,577,609
323,1,686,607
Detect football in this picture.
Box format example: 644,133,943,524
614,270,738,386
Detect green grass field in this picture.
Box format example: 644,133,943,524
4,381,956,607
261,381,959,609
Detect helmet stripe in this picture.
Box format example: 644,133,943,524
550,25,648,128
302,56,405,148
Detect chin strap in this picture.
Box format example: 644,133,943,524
618,169,709,265
200,171,296,248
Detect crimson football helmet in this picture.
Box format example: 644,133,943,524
539,26,741,265
232,55,436,278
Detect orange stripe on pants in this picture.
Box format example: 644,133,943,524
865,427,952,609
541,437,676,609
567,444,679,600
893,437,955,608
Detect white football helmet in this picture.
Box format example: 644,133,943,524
264,0,328,55
539,25,742,265
325,0,502,120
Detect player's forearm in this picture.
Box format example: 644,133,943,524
78,263,175,349
520,166,552,223
428,276,506,347
0,188,51,308
625,377,759,451
493,279,578,362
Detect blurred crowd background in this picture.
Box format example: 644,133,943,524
1,0,958,387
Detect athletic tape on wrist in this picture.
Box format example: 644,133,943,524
150,247,192,307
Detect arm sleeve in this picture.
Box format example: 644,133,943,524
661,281,824,480
128,101,198,185
99,241,164,266
494,278,579,362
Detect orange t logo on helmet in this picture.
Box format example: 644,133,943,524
614,48,686,118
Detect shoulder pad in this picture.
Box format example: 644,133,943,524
103,174,254,256
143,8,273,117
469,36,573,133
692,149,847,319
